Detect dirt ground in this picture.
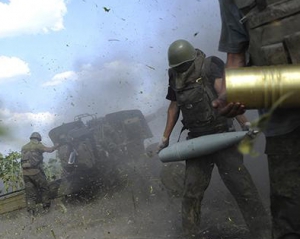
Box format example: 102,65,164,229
0,147,262,239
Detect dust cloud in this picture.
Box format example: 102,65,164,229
0,1,271,238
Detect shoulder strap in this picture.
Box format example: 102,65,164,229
201,56,213,78
201,57,220,102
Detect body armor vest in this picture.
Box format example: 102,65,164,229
235,0,300,66
169,50,228,136
234,0,300,137
21,149,43,169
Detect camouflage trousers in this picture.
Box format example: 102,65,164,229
23,171,51,212
182,144,271,239
266,127,300,239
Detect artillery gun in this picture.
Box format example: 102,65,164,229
48,109,153,197
0,109,153,214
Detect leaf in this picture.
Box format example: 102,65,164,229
103,7,110,12
58,201,68,213
0,151,23,193
251,92,294,131
238,134,260,156
238,92,294,156
145,64,155,70
150,185,153,194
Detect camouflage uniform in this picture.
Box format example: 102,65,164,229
23,171,51,213
182,144,268,238
265,128,300,239
21,138,56,214
166,50,269,238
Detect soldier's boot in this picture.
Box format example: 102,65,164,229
28,209,36,222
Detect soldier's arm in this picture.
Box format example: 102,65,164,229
214,77,223,95
214,76,250,130
162,101,180,140
163,71,180,141
42,144,60,153
235,114,250,131
157,101,180,153
226,52,246,68
214,77,246,118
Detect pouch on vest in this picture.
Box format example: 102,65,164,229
173,56,228,135
246,0,300,65
21,151,42,169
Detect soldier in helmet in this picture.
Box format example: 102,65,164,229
157,39,270,238
21,132,60,216
216,1,300,238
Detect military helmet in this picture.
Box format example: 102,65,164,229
30,132,42,141
168,39,196,68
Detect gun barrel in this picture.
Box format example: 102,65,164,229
158,131,247,163
226,64,300,108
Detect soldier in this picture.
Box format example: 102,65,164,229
21,132,60,216
157,39,270,239
217,1,300,238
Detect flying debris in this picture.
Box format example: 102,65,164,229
103,7,110,12
145,64,155,70
47,110,153,196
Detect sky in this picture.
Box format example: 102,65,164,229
0,0,225,154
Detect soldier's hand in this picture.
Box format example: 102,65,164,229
212,95,246,118
157,137,169,154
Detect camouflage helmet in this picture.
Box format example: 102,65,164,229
168,39,196,68
30,132,42,141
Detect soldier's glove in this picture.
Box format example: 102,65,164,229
157,136,169,154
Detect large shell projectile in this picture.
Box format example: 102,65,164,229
158,131,247,163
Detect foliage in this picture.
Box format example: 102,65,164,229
0,152,63,195
238,132,260,156
251,92,294,131
0,151,24,194
44,158,63,181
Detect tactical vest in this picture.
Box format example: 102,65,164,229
235,0,300,65
169,50,228,136
21,149,43,169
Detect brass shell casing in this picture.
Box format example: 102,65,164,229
225,64,300,109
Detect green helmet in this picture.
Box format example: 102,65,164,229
30,132,42,141
168,39,196,68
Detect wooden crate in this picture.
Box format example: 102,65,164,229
0,190,26,214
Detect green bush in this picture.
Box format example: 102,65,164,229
44,158,63,181
0,152,62,195
0,151,24,194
